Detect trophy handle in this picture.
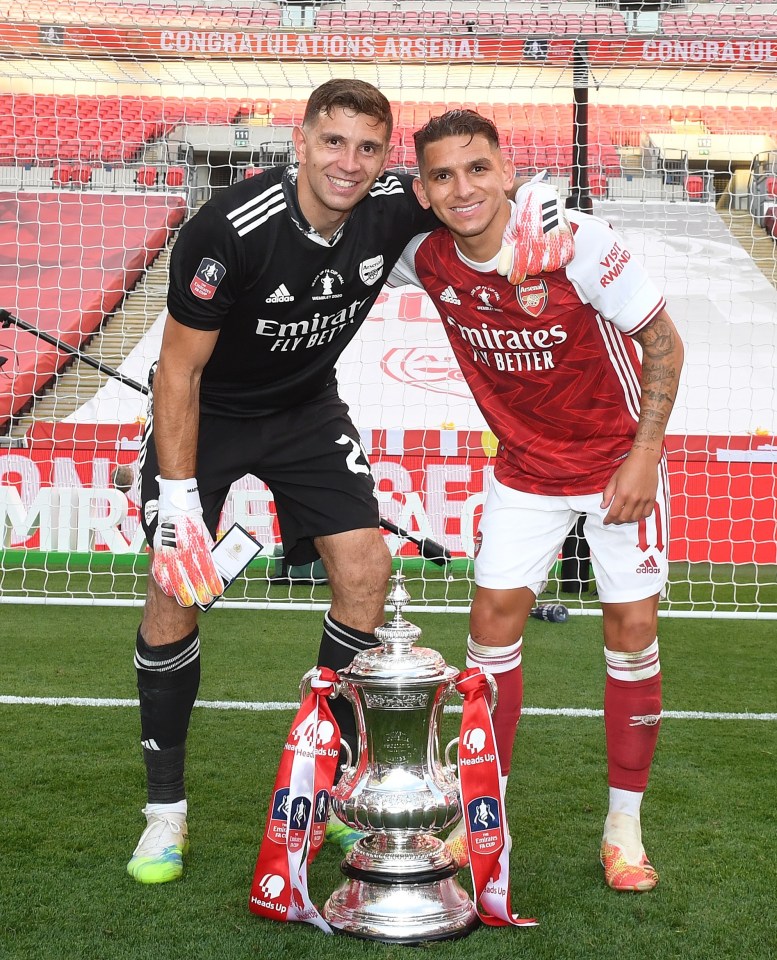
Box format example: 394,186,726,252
444,736,460,772
338,738,353,771
299,669,358,776
483,672,499,712
449,672,499,712
333,679,365,779
298,666,342,703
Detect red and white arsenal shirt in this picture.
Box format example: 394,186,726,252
389,208,666,496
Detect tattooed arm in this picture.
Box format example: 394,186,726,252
601,309,684,525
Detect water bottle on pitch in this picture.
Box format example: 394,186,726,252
530,603,569,623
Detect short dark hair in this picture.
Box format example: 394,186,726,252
303,79,393,142
414,109,500,170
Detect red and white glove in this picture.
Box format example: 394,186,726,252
151,477,224,608
497,172,575,285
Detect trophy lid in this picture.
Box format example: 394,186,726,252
344,574,455,683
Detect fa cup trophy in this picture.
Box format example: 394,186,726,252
322,574,483,944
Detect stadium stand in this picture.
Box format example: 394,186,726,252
0,94,248,164
2,1,282,28
4,92,776,183
1,0,776,36
1,90,775,181
0,192,186,428
314,6,629,34
661,11,777,34
0,1,646,36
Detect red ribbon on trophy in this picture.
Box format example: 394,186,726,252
248,668,341,932
455,669,538,928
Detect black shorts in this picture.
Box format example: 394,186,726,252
139,383,379,565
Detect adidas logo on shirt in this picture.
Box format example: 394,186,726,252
440,286,461,305
636,555,660,574
266,284,294,303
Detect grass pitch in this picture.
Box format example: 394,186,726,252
1,603,775,960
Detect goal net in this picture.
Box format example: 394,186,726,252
0,0,776,617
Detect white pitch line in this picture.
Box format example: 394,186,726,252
0,695,775,721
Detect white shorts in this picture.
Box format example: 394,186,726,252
474,465,670,604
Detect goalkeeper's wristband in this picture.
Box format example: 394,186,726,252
157,476,202,514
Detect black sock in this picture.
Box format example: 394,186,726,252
142,744,186,805
135,627,200,803
317,613,379,780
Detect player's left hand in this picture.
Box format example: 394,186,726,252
497,173,575,285
601,451,660,525
151,477,224,607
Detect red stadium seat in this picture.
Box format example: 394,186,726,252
589,174,608,198
766,176,777,197
685,175,704,200
72,165,93,186
166,166,185,187
52,165,72,186
250,98,270,119
136,165,158,187
269,99,305,125
685,105,703,124
243,167,264,178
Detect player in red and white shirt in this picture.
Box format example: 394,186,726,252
390,110,684,893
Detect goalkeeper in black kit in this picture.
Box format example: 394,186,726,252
127,78,574,884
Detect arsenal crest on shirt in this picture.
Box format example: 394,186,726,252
359,254,384,285
516,277,549,318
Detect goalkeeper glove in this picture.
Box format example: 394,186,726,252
151,477,224,608
497,172,575,285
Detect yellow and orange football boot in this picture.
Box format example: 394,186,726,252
600,812,659,892
444,820,470,869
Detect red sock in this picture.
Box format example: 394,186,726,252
466,636,523,776
604,641,662,792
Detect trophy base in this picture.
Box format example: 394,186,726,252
323,869,479,944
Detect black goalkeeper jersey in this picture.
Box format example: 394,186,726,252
167,164,438,417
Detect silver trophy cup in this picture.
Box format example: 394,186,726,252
322,574,481,944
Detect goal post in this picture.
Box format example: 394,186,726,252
0,0,775,617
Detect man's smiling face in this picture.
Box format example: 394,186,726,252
413,132,514,259
293,107,392,240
